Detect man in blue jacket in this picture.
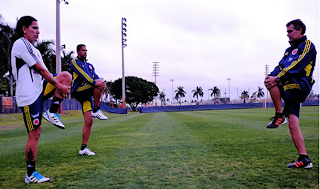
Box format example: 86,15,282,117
71,44,108,156
264,19,316,168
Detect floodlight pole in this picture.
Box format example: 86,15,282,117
121,17,127,109
121,38,125,108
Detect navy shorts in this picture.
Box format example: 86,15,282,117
20,93,43,133
20,75,58,133
72,84,94,113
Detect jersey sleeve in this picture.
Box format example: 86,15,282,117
15,39,40,67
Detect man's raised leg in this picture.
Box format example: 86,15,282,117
43,71,71,129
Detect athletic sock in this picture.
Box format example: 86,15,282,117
299,154,309,160
93,106,100,113
81,144,87,150
275,112,284,117
27,161,36,176
50,97,63,113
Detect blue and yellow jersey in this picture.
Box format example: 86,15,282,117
270,36,317,91
70,57,99,93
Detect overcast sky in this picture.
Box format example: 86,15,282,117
1,0,319,101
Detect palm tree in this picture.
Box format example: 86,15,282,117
34,40,56,73
61,50,75,73
250,91,257,102
240,90,249,103
209,86,221,98
175,86,186,106
257,86,264,98
158,91,166,106
192,86,204,102
209,86,221,104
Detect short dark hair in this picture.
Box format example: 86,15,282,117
286,19,306,35
15,16,37,37
77,44,86,51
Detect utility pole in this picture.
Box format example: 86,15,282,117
265,65,270,99
152,62,159,84
152,62,159,106
264,65,270,108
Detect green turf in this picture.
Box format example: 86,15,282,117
0,106,318,188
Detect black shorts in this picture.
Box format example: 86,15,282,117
283,100,301,118
72,84,94,113
279,84,308,118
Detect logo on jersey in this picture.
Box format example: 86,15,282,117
292,49,298,55
31,113,39,118
33,118,40,125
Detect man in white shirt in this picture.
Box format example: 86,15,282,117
11,16,71,183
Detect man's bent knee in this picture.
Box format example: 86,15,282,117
57,71,72,84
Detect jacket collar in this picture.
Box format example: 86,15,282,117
77,56,87,63
289,36,307,47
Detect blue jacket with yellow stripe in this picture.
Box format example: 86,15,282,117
269,36,316,95
70,57,99,93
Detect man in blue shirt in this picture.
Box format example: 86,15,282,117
71,44,108,155
264,19,316,169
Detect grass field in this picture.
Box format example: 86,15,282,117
0,106,318,189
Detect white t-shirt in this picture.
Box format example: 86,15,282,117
11,37,48,107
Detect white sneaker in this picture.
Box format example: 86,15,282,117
79,148,95,156
91,110,108,120
25,171,50,183
42,110,65,129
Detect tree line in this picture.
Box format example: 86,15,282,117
159,86,265,106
